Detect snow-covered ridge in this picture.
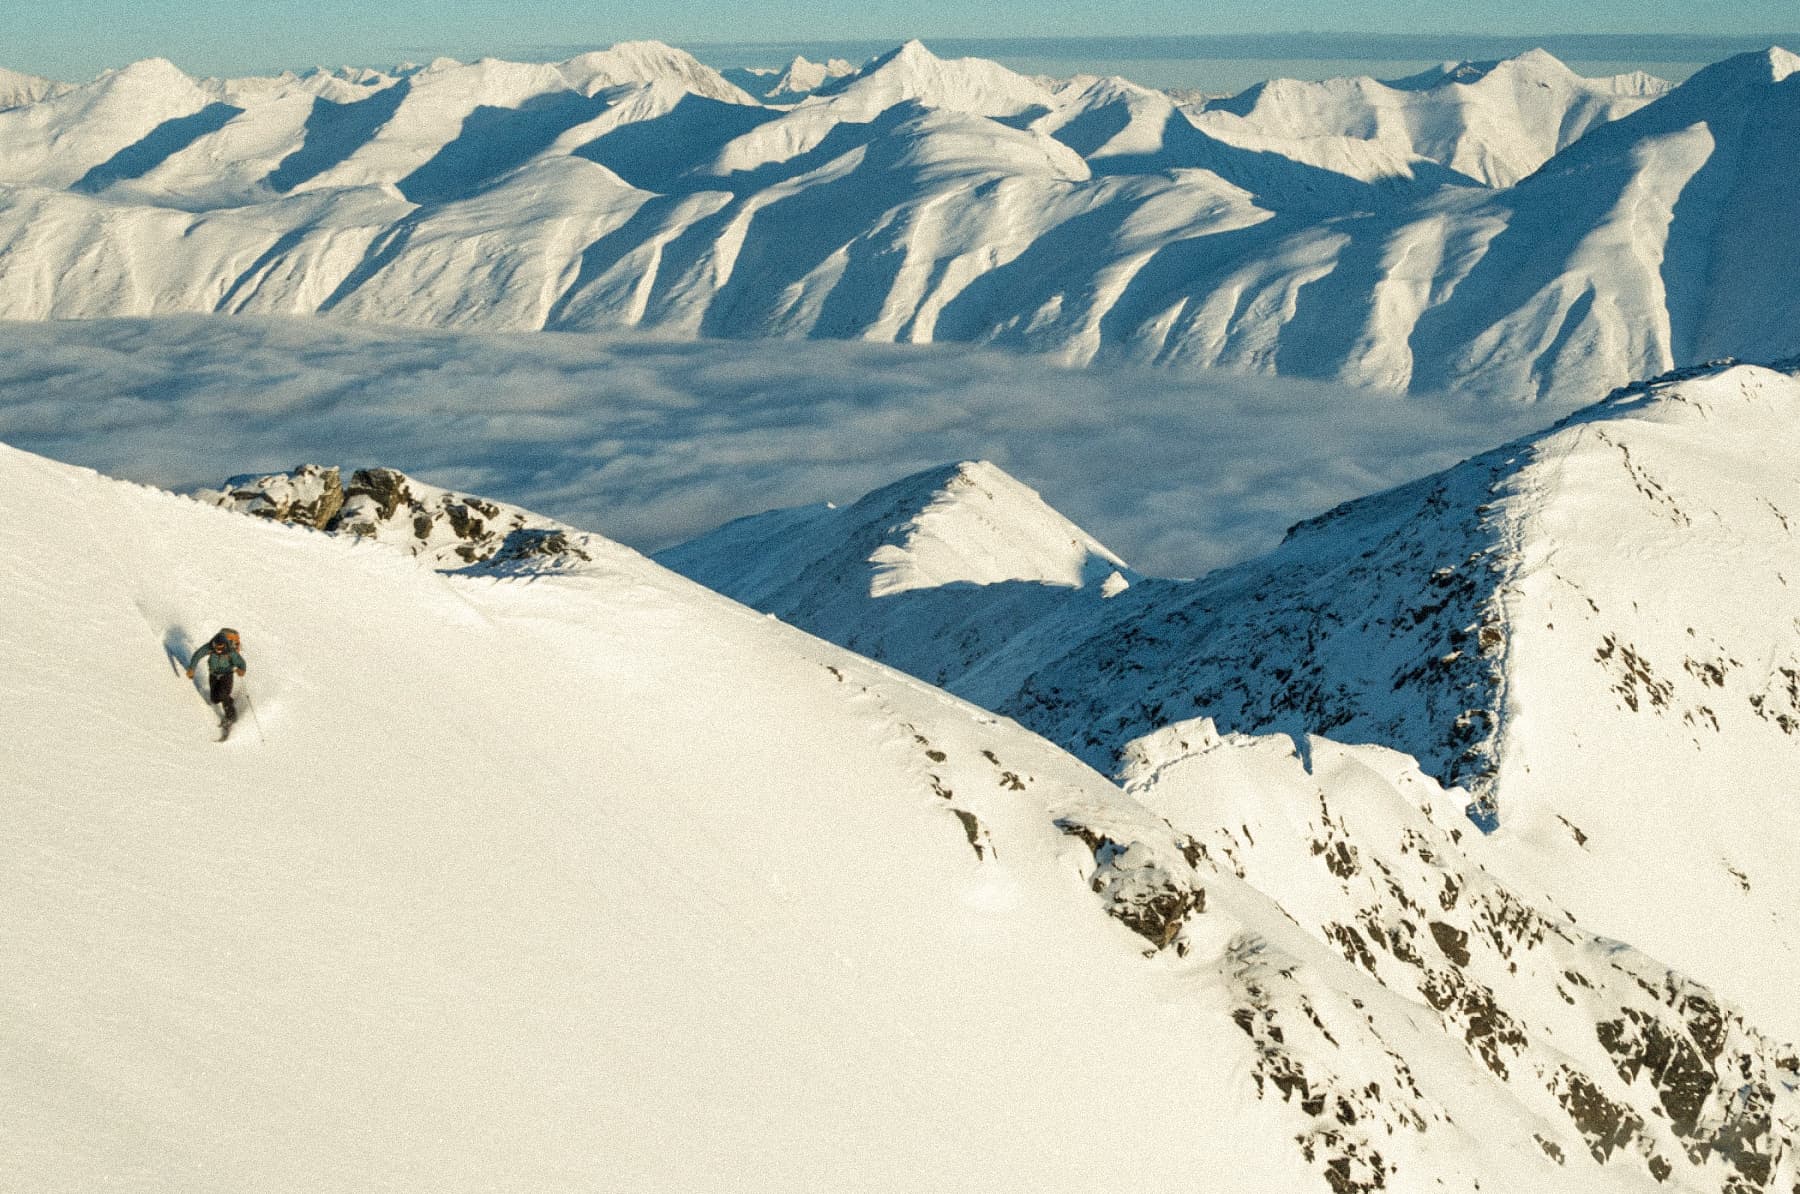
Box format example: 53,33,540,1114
0,66,69,110
663,358,1800,1046
13,434,1800,1192
1,39,1794,400
1189,47,1671,187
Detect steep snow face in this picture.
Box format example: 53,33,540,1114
1190,49,1671,187
0,41,1761,400
1464,363,1800,1040
14,438,1800,1192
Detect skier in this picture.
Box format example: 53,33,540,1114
187,630,247,735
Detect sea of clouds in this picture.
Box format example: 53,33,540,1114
0,316,1558,577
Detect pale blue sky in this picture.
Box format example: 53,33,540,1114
7,0,1795,81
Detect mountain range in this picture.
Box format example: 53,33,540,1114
1,40,1796,399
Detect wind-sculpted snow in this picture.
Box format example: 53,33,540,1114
1,40,1794,398
12,437,1800,1191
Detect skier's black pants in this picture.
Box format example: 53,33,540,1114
209,671,237,722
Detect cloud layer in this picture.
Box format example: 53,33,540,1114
0,315,1556,576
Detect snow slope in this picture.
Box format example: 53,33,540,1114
0,440,1295,1191
662,360,1800,1044
0,41,1791,399
15,439,1800,1191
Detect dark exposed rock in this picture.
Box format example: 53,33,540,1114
1428,921,1470,968
1550,1065,1645,1163
1054,821,1203,950
210,463,344,528
486,528,593,565
344,466,411,522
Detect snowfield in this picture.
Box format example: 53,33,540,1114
9,436,1800,1192
0,40,1794,399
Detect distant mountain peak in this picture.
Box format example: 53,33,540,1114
845,458,1127,597
0,66,67,108
813,38,1052,118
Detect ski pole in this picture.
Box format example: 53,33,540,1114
242,684,267,745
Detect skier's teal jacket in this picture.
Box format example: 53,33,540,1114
189,643,246,677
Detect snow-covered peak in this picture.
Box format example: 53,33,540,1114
862,460,1126,596
656,459,1132,693
0,55,215,189
555,40,755,103
1034,74,1183,163
809,39,1056,119
768,54,856,98
0,66,68,109
660,459,1127,611
100,56,197,88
